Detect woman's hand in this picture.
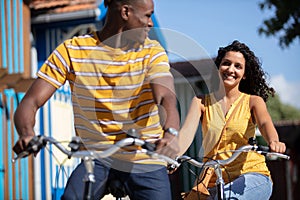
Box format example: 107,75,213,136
269,140,286,153
155,132,179,160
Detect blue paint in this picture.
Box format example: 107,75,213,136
0,92,5,200
97,1,107,21
19,0,24,72
48,100,54,199
14,92,29,199
150,15,167,49
6,1,13,73
4,89,14,199
39,107,46,200
0,0,7,68
13,0,19,73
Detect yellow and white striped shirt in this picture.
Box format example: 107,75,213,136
38,32,172,164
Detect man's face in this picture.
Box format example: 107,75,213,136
123,0,154,44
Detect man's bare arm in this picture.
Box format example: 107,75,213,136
150,76,180,158
13,78,57,154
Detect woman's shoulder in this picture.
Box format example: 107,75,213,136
249,94,265,108
193,95,205,111
249,94,264,101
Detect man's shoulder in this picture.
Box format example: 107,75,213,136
144,38,163,48
65,32,97,46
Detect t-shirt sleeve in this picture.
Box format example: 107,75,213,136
37,40,71,88
146,40,172,81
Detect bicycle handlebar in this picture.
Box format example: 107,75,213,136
12,135,289,171
177,145,290,169
11,135,180,168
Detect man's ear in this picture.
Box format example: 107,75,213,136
121,5,130,20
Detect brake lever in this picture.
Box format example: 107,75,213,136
12,151,30,163
12,135,46,163
27,135,47,154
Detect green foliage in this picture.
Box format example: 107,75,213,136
267,94,300,121
258,0,300,48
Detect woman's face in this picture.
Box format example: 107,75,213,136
219,51,246,88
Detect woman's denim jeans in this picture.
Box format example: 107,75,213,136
208,173,273,200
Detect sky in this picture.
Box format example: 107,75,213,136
153,0,300,109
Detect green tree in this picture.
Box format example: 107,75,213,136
258,0,300,48
267,94,300,121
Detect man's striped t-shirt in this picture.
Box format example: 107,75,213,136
37,32,172,162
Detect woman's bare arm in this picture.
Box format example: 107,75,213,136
251,95,286,153
178,96,204,155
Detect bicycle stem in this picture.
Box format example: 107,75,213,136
215,165,225,200
83,157,95,200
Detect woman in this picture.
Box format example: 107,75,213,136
180,40,286,199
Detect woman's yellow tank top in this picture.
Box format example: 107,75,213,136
201,93,270,187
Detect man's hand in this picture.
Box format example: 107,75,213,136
13,135,35,156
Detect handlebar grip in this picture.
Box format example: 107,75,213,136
142,142,156,152
257,145,270,152
12,135,46,163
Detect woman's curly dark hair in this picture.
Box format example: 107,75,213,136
214,40,275,102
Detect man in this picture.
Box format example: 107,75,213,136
13,0,180,199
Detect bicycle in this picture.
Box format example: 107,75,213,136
12,133,290,200
175,137,290,200
12,129,179,200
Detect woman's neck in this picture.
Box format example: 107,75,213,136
220,89,241,116
225,88,241,100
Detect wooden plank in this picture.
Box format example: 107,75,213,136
0,73,22,89
0,68,7,79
